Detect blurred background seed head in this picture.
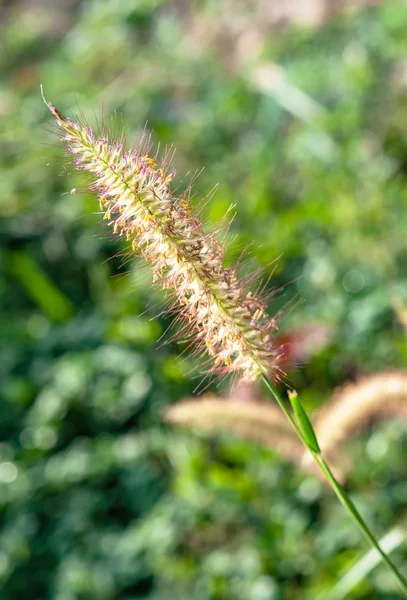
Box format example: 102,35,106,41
1,1,407,598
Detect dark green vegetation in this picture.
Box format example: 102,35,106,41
1,1,407,598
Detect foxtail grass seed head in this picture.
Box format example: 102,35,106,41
314,371,407,458
165,396,331,484
43,91,282,382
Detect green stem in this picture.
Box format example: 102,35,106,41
262,376,306,442
261,375,407,596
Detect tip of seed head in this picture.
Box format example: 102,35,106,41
40,85,68,124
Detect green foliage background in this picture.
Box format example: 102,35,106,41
1,1,407,598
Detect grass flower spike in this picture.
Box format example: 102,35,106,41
43,93,281,382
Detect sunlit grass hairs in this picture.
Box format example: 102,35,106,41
43,91,282,383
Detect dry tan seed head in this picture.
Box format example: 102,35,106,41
43,91,283,383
